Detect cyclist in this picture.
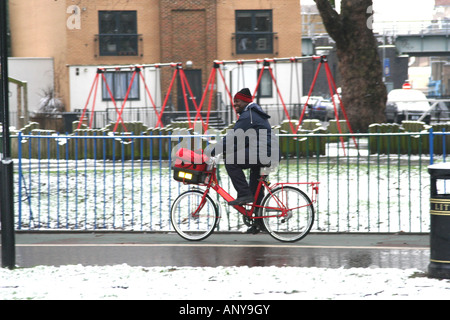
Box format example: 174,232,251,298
210,88,279,232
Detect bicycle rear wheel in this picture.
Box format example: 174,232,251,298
170,189,219,241
259,186,314,242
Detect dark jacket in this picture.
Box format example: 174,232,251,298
214,102,278,165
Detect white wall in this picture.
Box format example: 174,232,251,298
69,61,303,128
8,57,54,127
69,65,162,127
216,61,303,126
69,65,163,111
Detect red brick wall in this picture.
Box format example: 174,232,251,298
159,0,217,110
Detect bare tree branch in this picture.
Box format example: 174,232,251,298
313,0,344,43
310,0,387,131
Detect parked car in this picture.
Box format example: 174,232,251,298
323,98,342,121
300,96,338,121
300,96,322,119
309,99,334,121
385,89,431,123
430,100,450,121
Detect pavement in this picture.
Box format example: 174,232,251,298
2,231,431,271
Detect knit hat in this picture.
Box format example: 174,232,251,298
234,88,252,103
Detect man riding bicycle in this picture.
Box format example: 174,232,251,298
210,88,279,232
172,89,318,241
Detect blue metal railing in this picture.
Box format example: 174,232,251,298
17,132,176,230
14,130,450,233
429,127,448,164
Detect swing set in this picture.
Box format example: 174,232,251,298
77,55,357,151
214,55,357,151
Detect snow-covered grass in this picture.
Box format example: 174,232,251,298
1,264,449,300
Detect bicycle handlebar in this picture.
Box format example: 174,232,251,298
206,155,221,168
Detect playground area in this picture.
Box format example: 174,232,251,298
66,56,350,134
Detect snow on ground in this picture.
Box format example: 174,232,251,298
1,264,450,300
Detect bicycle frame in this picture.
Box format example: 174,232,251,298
172,156,320,242
196,162,319,220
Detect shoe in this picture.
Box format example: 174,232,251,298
228,195,254,206
246,224,260,234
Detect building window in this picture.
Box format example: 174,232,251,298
98,11,138,56
235,10,273,54
102,71,140,101
257,69,273,98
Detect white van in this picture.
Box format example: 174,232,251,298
385,89,430,123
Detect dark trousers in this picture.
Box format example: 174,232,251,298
225,163,264,205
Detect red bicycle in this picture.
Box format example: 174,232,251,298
170,155,319,242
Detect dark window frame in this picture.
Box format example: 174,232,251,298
98,10,138,56
257,69,273,98
235,10,273,54
102,71,140,101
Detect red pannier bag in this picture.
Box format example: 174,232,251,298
172,148,209,184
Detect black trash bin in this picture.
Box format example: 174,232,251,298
428,163,450,279
62,112,80,133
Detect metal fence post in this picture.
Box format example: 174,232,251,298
429,127,434,165
17,132,22,229
0,0,15,269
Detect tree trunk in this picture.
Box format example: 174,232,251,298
314,0,387,132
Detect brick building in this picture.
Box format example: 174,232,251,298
8,0,302,127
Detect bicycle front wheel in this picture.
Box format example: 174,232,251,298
170,189,219,241
259,186,314,242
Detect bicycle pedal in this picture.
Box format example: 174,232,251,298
242,216,252,227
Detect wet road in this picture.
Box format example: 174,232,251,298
4,232,430,271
